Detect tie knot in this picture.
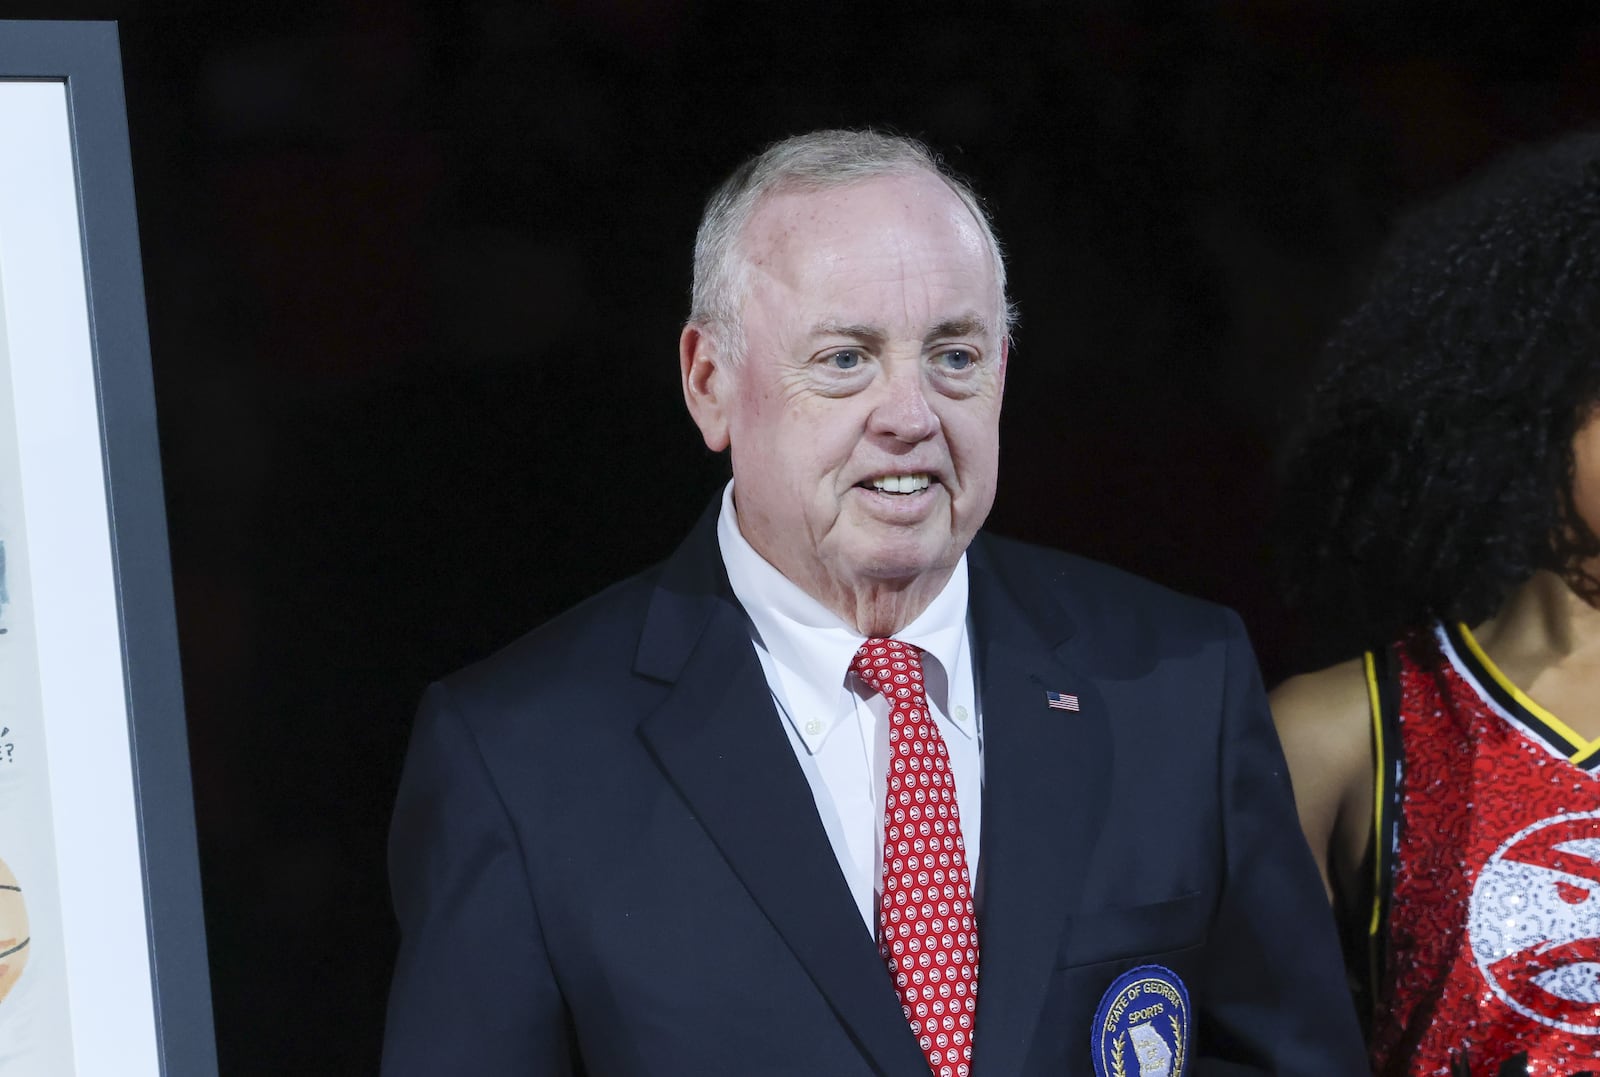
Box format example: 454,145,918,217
852,637,924,696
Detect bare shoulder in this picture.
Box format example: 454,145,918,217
1270,657,1374,799
1268,658,1375,892
1270,657,1372,748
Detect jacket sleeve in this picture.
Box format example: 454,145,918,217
381,682,577,1075
1193,611,1367,1075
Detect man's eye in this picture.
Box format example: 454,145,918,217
936,349,975,371
827,350,864,370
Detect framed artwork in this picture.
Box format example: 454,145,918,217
0,21,216,1076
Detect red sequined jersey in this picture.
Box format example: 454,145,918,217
1369,624,1600,1077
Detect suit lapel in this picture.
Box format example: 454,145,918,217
634,509,926,1077
968,539,1114,1077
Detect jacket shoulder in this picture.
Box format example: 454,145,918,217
966,531,1241,681
433,560,667,722
976,533,1239,658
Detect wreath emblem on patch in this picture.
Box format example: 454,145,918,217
1091,964,1190,1077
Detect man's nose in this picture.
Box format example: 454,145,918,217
869,361,940,442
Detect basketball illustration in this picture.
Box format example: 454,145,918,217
0,855,28,1004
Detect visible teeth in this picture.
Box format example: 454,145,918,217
870,474,932,494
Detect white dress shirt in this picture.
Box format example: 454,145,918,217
716,482,983,935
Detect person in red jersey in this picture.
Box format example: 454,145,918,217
1271,132,1600,1077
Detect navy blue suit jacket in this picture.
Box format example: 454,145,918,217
382,506,1364,1075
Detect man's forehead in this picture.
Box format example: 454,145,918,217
739,179,996,299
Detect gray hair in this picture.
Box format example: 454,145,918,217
687,129,1014,360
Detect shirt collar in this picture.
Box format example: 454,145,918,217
716,482,971,750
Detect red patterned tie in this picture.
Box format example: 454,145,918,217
853,638,978,1077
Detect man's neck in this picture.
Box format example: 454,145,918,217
717,484,965,637
817,572,955,638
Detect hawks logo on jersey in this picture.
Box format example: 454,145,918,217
1468,810,1600,1035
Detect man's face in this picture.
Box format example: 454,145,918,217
697,171,1007,608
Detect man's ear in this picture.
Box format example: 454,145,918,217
680,323,732,452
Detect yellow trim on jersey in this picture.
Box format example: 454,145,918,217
1455,622,1600,759
1363,650,1384,939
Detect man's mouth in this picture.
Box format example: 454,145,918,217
861,473,933,495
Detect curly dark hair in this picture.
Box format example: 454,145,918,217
1276,131,1600,664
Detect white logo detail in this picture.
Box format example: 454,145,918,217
1127,1021,1173,1077
1467,809,1600,1035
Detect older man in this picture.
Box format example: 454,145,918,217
382,130,1363,1076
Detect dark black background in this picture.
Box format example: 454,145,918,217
11,2,1600,1073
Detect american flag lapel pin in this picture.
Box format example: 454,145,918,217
1045,690,1080,712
